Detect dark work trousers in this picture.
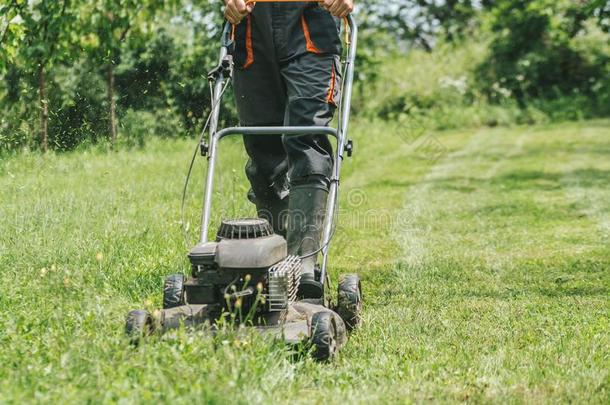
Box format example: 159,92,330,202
232,2,343,208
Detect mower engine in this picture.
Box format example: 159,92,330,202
186,218,301,316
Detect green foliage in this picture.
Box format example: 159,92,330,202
114,29,175,111
357,0,609,130
49,58,108,149
1,1,610,152
359,0,487,50
358,38,528,130
0,1,26,70
13,0,77,68
477,0,609,112
117,108,184,148
0,1,227,152
83,0,165,61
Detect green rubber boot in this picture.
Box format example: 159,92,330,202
286,185,328,299
256,198,288,238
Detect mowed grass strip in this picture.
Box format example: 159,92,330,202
0,120,608,403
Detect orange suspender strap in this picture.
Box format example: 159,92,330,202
243,15,254,68
246,0,350,46
242,0,352,46
326,61,336,105
300,14,323,54
234,0,351,68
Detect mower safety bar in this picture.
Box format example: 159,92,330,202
214,126,337,140
199,126,339,245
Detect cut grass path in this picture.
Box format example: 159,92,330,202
0,119,608,403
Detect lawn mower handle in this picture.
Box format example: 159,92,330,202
200,15,357,285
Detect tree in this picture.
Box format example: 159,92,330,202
359,0,486,50
83,0,178,146
9,0,76,152
0,1,26,72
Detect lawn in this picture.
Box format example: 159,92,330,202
0,119,608,403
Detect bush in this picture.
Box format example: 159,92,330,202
49,58,107,150
117,108,184,149
477,0,609,107
358,0,609,131
360,38,512,130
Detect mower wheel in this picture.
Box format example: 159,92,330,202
125,310,154,345
336,274,362,331
163,273,185,309
310,311,338,361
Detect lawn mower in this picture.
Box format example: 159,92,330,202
125,13,361,361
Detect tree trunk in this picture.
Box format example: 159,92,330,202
107,63,117,145
38,63,48,152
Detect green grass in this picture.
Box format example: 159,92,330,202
1,119,609,403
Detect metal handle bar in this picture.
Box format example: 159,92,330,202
200,126,338,242
215,126,337,141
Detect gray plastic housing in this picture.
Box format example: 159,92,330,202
188,242,217,266
216,234,287,269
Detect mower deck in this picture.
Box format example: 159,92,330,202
156,301,348,347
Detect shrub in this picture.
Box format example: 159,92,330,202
117,108,184,149
477,0,608,107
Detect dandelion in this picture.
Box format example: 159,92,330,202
40,268,47,277
96,252,103,262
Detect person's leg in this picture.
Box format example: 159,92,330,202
232,5,289,235
280,52,342,297
242,136,289,236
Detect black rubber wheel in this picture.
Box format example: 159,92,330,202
336,273,362,331
310,311,338,361
163,273,185,309
125,309,154,345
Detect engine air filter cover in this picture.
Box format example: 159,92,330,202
216,218,274,240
